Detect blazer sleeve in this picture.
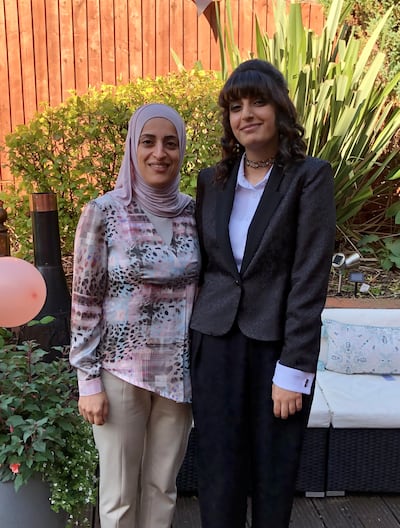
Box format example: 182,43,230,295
279,159,336,373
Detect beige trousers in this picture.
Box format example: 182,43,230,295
93,370,192,528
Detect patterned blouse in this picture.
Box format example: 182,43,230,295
70,193,200,403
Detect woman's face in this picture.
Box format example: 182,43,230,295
136,117,180,188
229,97,279,156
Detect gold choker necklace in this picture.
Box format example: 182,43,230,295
244,154,275,169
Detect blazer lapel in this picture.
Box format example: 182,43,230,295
241,164,285,274
216,162,241,278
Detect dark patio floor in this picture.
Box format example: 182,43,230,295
89,492,400,527
173,493,400,527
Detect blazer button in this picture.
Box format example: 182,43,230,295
234,280,241,286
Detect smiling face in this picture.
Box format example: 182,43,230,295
136,117,180,188
229,97,279,159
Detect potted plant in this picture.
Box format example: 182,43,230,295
0,325,98,527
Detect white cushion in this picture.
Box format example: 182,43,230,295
321,308,400,326
317,370,400,428
323,318,400,374
319,308,400,369
307,382,331,428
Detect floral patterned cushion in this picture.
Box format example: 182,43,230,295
324,319,400,374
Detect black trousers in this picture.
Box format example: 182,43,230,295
190,325,313,528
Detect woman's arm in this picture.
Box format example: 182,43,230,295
70,201,108,396
281,159,336,372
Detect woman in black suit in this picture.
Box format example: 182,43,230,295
190,59,336,528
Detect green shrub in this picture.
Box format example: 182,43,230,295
320,0,400,97
1,69,223,258
214,0,400,268
0,327,98,523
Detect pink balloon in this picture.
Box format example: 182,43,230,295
0,257,47,327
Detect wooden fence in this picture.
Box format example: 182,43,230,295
0,0,324,186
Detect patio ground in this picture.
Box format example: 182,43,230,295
173,493,400,527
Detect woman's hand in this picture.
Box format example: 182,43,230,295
271,384,302,419
78,392,109,425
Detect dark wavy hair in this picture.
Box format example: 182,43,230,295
216,59,307,183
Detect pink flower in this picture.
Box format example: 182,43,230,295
9,463,20,474
9,425,14,433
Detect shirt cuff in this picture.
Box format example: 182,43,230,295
78,376,104,396
272,361,315,395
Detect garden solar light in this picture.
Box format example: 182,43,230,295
332,253,346,269
344,252,361,269
349,271,365,297
332,252,361,294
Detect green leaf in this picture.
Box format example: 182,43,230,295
32,440,47,453
14,474,25,491
7,415,25,427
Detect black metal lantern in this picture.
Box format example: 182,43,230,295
19,193,71,354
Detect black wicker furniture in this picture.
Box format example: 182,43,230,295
318,308,400,495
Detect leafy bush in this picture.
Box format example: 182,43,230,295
0,326,98,522
358,234,400,271
320,0,400,97
1,69,223,258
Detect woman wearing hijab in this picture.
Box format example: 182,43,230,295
70,103,200,528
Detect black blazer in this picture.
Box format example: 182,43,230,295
190,156,336,373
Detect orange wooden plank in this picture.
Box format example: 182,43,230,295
115,0,129,83
31,0,49,108
142,0,156,78
100,0,116,84
0,0,11,184
87,0,102,86
155,0,170,75
169,0,184,72
228,0,239,50
301,2,311,30
127,0,143,79
46,1,62,106
0,0,11,137
309,2,324,35
238,0,254,59
18,0,38,123
209,0,221,71
267,0,278,38
182,0,197,69
4,0,24,130
236,0,246,58
73,0,89,94
255,0,267,46
59,0,76,99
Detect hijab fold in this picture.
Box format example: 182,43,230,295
109,103,191,217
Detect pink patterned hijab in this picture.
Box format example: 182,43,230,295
110,103,191,217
